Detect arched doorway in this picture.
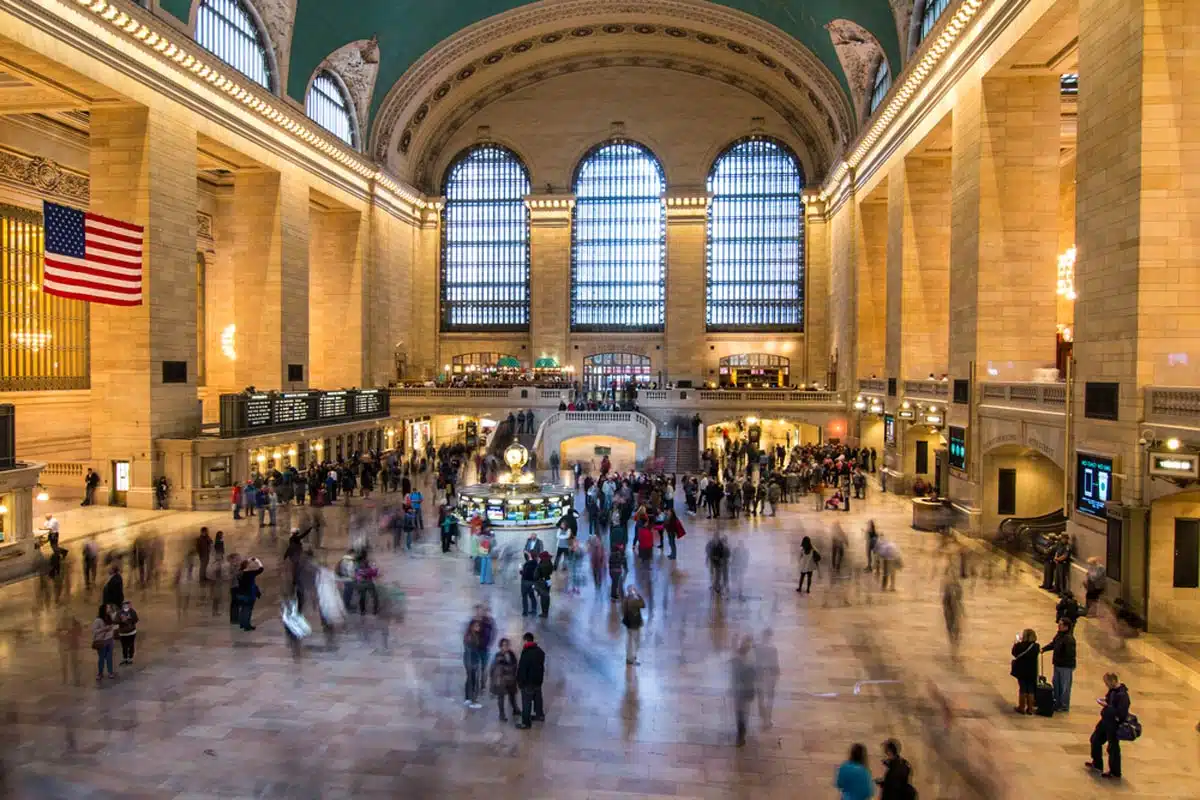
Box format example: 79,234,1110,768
560,435,638,475
718,353,791,388
981,444,1065,536
583,352,651,401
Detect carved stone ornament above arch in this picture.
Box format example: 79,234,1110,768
370,0,855,181
316,38,381,146
889,0,915,63
825,19,885,127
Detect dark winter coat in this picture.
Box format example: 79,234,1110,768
516,642,546,688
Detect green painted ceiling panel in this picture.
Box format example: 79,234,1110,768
162,1,902,132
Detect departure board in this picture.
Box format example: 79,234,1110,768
219,389,389,438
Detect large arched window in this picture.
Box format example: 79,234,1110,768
571,141,666,332
195,0,273,91
440,145,531,331
306,70,357,148
919,0,953,43
706,137,805,331
869,60,892,114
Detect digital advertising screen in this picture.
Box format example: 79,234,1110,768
948,426,967,470
1075,452,1114,518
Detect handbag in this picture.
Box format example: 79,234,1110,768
1116,714,1142,741
281,600,312,639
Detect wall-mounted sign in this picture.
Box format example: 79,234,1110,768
1076,452,1114,518
1149,452,1199,479
868,400,884,414
924,413,943,426
898,408,915,420
884,414,896,447
219,389,390,438
948,426,967,470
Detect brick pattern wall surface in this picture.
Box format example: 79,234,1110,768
310,207,365,388
528,210,571,366
665,211,706,382
230,169,310,389
829,197,858,393
948,81,982,380
855,196,888,379
901,154,952,379
804,209,830,386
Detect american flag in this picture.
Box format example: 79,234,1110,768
42,201,143,306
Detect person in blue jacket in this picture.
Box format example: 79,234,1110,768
836,743,876,800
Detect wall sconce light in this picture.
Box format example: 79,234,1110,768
0,504,9,515
221,324,237,360
1166,437,1181,451
272,451,283,461
853,396,868,411
287,447,297,457
256,453,266,463
36,486,49,502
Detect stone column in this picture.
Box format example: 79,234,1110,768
230,169,310,390
899,156,952,380
409,200,442,379
526,195,574,367
803,198,830,386
949,75,1060,379
947,73,1061,514
1073,0,1200,618
855,195,888,380
88,105,199,508
827,189,858,394
365,199,416,386
664,193,709,384
309,207,365,388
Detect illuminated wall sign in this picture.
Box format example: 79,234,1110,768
948,426,967,470
1150,452,1199,479
924,413,943,425
219,389,390,438
884,414,896,447
868,400,884,414
898,408,915,420
1076,452,1114,518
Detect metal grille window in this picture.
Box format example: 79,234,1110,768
583,352,652,399
195,0,273,91
869,60,892,114
571,141,666,332
919,0,953,42
706,137,805,331
306,70,356,147
0,204,89,390
440,145,531,331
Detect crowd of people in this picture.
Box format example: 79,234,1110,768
16,412,1159,797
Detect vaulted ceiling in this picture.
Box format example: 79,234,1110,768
159,0,903,117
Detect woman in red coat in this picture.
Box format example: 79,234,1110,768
662,508,686,560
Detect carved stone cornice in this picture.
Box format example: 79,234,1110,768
525,194,575,228
663,192,710,223
0,148,88,204
197,210,214,242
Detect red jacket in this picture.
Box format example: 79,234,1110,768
231,485,242,503
636,526,654,551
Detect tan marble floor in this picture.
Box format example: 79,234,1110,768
1,478,1197,799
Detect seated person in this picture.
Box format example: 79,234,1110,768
825,491,844,510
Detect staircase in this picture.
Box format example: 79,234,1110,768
654,425,700,474
532,410,658,467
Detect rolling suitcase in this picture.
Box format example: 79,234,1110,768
1034,654,1056,717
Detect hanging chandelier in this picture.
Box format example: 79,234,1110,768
1056,246,1077,301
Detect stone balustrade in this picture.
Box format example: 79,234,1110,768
979,382,1067,413
903,380,950,402
1144,386,1200,425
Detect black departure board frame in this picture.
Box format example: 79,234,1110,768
219,389,389,438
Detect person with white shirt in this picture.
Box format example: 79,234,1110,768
41,514,60,553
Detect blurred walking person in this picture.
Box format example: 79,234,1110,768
609,543,627,601
115,600,139,665
731,635,757,746
942,570,964,661
755,629,780,729
835,743,874,800
796,535,819,594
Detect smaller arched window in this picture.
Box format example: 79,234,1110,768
195,0,273,91
306,70,357,147
919,0,953,43
869,60,892,114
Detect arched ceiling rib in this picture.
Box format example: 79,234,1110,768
160,0,902,124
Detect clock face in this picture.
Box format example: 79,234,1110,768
504,443,528,470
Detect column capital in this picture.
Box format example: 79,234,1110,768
663,192,711,222
420,197,444,229
525,194,576,227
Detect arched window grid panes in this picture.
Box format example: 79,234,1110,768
869,60,892,114
919,0,953,42
571,140,667,332
306,70,356,148
583,352,652,399
705,137,805,332
440,145,532,332
195,0,273,92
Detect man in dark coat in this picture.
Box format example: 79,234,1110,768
514,632,546,729
196,528,212,583
1086,673,1130,779
877,739,915,799
101,565,124,607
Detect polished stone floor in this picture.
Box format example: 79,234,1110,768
1,478,1198,799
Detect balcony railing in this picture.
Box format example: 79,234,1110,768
903,380,950,402
389,386,568,407
388,386,846,412
1145,386,1200,425
858,378,887,394
979,382,1066,413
